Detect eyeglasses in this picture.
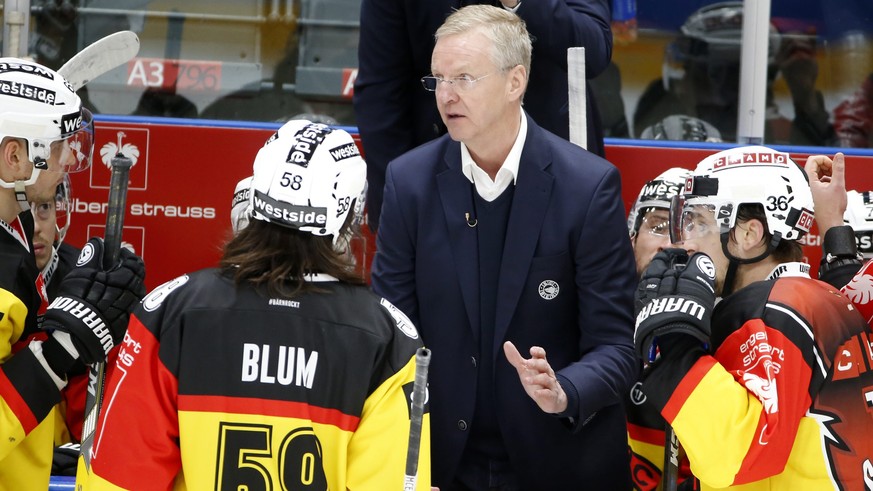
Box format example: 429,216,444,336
421,73,493,92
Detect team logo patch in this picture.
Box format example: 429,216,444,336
538,280,559,300
629,382,646,405
76,242,96,266
695,255,716,279
380,298,419,339
142,275,189,312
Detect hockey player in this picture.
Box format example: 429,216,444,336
0,57,145,491
624,167,697,490
635,145,873,489
87,119,432,490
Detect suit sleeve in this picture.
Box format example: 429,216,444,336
560,166,638,425
353,0,418,228
516,0,612,78
370,163,420,327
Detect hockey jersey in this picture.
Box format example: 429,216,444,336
87,269,431,490
641,267,873,490
0,212,64,491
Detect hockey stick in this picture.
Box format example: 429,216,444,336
79,154,133,470
662,426,680,491
403,347,431,491
659,262,685,491
57,31,140,91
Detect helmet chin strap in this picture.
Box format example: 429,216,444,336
14,180,30,212
719,231,781,296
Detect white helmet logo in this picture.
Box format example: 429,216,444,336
538,280,559,300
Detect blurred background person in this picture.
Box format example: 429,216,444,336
633,1,835,145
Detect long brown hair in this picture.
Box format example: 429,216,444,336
219,217,365,298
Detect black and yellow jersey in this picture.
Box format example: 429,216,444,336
0,211,63,491
641,273,873,490
87,269,431,490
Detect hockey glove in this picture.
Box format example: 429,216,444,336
42,237,146,365
634,248,715,362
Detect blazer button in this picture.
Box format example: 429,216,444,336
457,420,468,431
471,356,477,368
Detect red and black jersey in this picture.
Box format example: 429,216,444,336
0,211,64,491
87,269,431,490
641,272,873,490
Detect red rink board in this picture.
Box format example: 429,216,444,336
66,118,873,291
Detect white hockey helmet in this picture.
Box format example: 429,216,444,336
0,58,94,188
672,145,814,245
249,119,366,243
639,115,723,143
844,190,873,258
230,175,253,234
628,167,691,236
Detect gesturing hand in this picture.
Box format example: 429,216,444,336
503,341,567,414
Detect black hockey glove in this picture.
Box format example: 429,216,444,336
634,248,715,362
42,237,146,365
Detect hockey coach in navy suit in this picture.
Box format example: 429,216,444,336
370,6,637,490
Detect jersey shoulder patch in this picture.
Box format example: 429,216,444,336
379,298,418,340
142,274,190,312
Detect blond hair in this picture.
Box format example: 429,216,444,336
435,5,532,77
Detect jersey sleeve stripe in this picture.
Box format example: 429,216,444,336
0,369,36,433
628,422,665,446
1,347,59,432
662,356,716,422
178,394,361,432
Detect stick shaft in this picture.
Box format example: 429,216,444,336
403,347,431,490
662,424,679,491
80,154,133,469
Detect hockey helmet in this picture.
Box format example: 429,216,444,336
249,119,366,243
671,146,814,245
639,115,723,143
628,167,691,237
0,58,94,188
663,2,781,91
230,175,253,234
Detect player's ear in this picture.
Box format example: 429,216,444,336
1,138,25,173
736,218,767,256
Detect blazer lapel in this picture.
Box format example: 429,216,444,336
437,143,480,340
493,123,554,355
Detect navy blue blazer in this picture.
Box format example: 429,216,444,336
371,115,638,489
354,0,612,229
